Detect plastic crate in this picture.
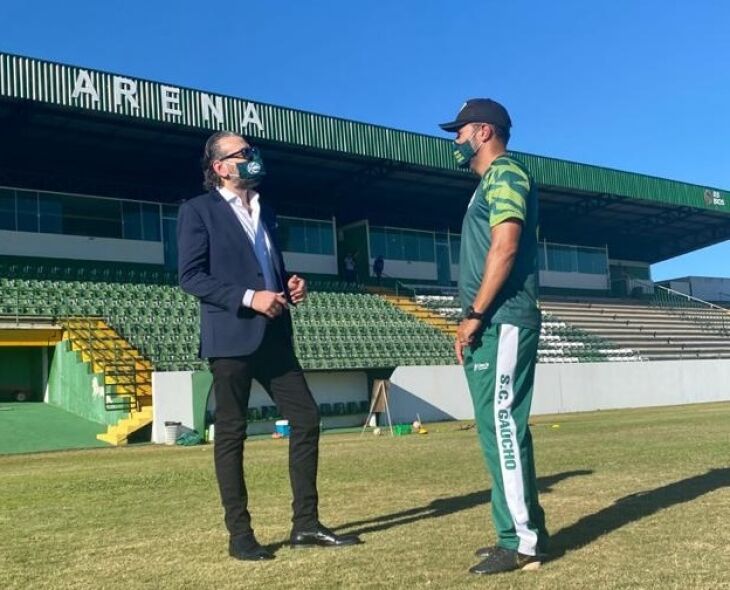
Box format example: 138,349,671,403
393,424,412,436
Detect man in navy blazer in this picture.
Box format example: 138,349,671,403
178,131,360,561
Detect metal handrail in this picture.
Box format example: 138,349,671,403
0,281,159,411
395,281,458,299
65,316,143,412
647,282,730,335
652,282,728,311
394,280,416,298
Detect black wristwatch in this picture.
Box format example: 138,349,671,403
465,305,484,320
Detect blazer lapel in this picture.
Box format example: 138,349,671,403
209,190,260,264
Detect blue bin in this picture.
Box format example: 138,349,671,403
275,419,291,437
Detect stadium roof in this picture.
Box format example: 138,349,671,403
1,51,729,263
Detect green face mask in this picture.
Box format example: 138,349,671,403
235,147,266,180
451,128,480,168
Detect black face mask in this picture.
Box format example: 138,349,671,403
235,147,266,181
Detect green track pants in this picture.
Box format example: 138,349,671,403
463,322,549,555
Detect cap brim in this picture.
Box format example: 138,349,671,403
439,120,466,132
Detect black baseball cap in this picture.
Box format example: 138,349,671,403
439,98,512,132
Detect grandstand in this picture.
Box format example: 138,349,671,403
1,51,730,449
414,288,730,362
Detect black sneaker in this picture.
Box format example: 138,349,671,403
469,546,541,575
474,544,499,558
476,544,548,560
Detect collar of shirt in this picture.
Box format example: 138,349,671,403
217,188,280,293
218,186,260,211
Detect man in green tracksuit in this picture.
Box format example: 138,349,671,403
439,98,549,575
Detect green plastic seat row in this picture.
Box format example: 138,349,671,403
244,400,368,423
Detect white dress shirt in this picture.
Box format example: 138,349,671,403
218,187,280,308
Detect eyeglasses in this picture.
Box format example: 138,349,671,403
219,146,259,161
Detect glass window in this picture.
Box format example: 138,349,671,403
544,243,608,275
277,218,335,255
371,227,436,262
403,231,419,261
538,244,547,271
386,229,403,260
39,194,63,234
304,222,320,253
286,219,306,252
122,201,142,240
419,233,435,262
163,217,178,269
141,204,161,241
17,191,38,232
369,227,386,259
162,204,179,219
576,248,607,274
0,188,15,230
450,236,461,265
0,188,165,242
276,218,291,250
320,224,334,255
61,194,122,238
547,245,576,272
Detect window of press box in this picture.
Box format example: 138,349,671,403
449,236,461,264
0,188,16,230
369,227,436,262
277,218,334,255
541,243,607,275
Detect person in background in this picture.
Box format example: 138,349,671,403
344,253,356,284
373,254,385,284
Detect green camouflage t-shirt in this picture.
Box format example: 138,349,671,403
458,154,540,330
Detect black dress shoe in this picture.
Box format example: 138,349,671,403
229,534,275,561
290,523,362,548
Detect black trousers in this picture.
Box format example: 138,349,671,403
209,319,321,538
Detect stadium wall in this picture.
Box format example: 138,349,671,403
0,230,164,265
539,271,609,291
386,360,730,423
375,260,437,281
46,340,127,425
282,252,338,275
151,369,370,442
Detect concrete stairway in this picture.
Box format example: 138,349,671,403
377,293,457,338
63,318,153,445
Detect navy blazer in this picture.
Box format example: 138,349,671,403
177,189,292,359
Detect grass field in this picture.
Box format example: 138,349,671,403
2,402,729,589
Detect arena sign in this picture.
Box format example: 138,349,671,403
70,69,263,132
0,53,263,133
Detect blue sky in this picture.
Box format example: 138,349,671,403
1,0,728,279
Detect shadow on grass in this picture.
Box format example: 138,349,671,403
264,469,591,553
549,467,730,562
333,469,593,537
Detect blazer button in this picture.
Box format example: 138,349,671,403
257,272,263,277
